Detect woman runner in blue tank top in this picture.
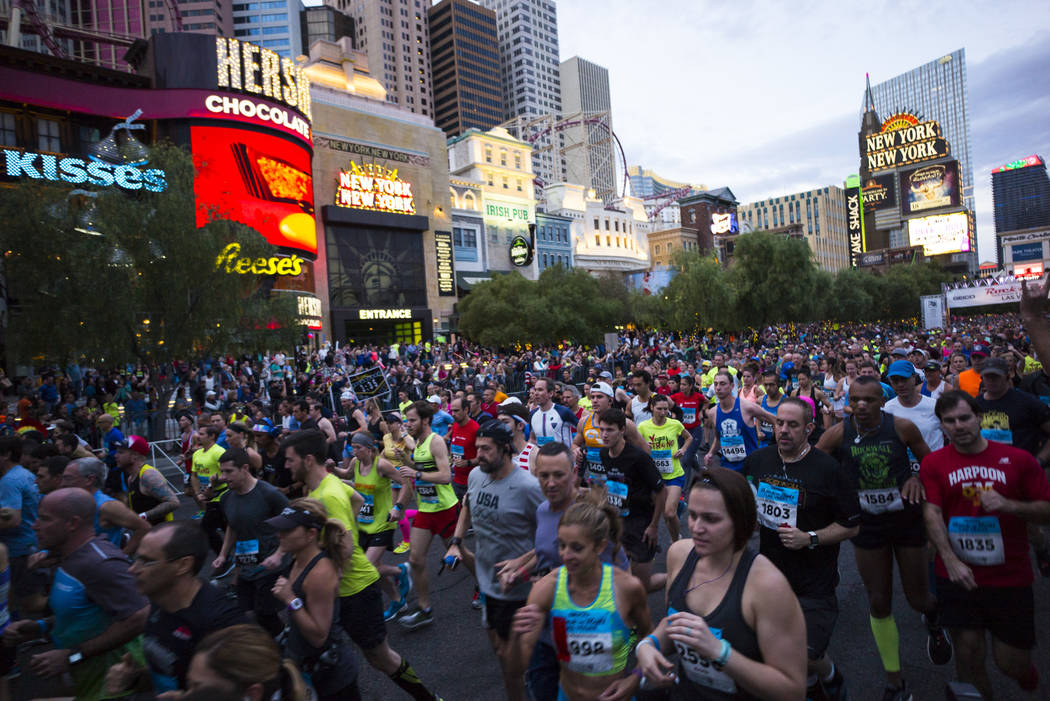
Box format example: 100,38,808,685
636,469,807,700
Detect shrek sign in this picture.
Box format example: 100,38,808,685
509,235,533,267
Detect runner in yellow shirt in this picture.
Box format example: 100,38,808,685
637,394,691,540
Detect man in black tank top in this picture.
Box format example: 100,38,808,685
816,376,952,700
742,398,859,700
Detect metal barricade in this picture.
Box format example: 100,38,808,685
147,438,188,490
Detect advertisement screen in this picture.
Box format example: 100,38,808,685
192,125,316,256
900,161,960,215
862,174,896,212
1012,242,1043,262
326,226,426,309
908,212,970,256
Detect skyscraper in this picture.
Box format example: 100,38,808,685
479,0,560,120
559,56,614,199
147,0,234,39
301,4,354,51
862,49,975,255
231,0,303,59
427,0,503,137
993,155,1050,234
341,0,433,118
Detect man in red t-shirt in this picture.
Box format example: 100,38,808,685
670,374,707,474
921,390,1050,699
448,397,480,503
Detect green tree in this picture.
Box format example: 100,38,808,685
661,251,735,332
727,231,824,327
0,141,302,366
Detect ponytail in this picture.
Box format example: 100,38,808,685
563,490,621,550
319,517,349,573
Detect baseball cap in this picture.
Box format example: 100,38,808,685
206,390,217,397
926,360,942,371
116,435,149,456
350,432,377,449
265,505,327,532
426,394,442,404
890,347,910,357
499,396,523,406
599,370,613,380
591,381,614,397
251,419,277,435
340,390,354,401
980,357,1010,376
971,344,990,357
886,360,917,378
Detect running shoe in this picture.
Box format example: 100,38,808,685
397,563,413,601
393,541,411,554
383,598,407,622
471,584,483,610
923,614,953,665
880,680,912,701
398,606,434,630
211,561,236,580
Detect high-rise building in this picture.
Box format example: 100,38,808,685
427,0,503,137
301,5,353,52
559,56,614,199
627,165,705,226
738,186,852,271
147,0,234,38
231,0,302,59
1,0,74,57
993,155,1050,234
863,50,975,258
341,0,433,118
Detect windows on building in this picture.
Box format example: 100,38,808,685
37,118,60,152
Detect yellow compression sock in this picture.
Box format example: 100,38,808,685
869,614,900,673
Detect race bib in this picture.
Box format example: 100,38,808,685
980,428,1013,445
720,434,747,462
450,444,464,459
682,408,697,425
563,631,613,674
948,516,1004,566
358,493,375,524
758,421,774,440
197,474,211,488
858,487,904,515
537,435,554,446
234,539,259,567
606,480,629,517
586,448,604,481
756,481,798,530
653,449,673,475
673,624,736,693
416,480,438,504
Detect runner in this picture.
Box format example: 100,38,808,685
635,467,808,700
512,500,652,701
213,447,289,636
267,500,361,701
190,426,228,570
921,390,1050,699
529,379,579,449
741,398,859,701
884,360,945,454
445,419,543,701
637,394,691,540
117,435,179,526
757,370,786,448
447,397,481,503
62,457,149,553
597,407,667,593
500,402,539,473
383,413,417,555
817,376,950,700
398,400,463,631
573,382,650,486
670,374,707,473
705,371,775,471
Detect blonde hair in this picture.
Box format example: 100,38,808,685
290,497,349,572
561,489,621,549
194,624,308,701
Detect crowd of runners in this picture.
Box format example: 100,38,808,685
0,282,1049,701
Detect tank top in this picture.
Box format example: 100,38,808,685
582,413,604,483
352,456,395,534
93,490,124,546
715,398,759,468
367,417,383,442
757,395,781,445
284,552,358,696
127,465,174,522
550,564,632,676
412,433,457,513
514,442,536,472
667,548,762,700
841,412,914,521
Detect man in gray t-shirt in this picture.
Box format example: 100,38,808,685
446,421,542,701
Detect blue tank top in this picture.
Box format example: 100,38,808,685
758,395,781,446
93,490,124,547
716,397,759,468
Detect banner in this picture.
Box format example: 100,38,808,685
348,365,391,400
846,174,863,268
921,294,945,329
900,161,960,214
434,230,456,297
857,250,885,267
862,174,897,212
943,280,1023,308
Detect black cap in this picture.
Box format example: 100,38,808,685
265,506,326,532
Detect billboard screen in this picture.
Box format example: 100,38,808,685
192,125,316,256
908,212,969,256
900,161,960,214
862,174,896,212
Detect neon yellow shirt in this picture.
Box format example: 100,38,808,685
637,418,686,480
309,473,380,597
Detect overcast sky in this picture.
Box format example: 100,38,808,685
556,0,1050,262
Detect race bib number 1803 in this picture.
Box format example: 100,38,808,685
756,482,799,530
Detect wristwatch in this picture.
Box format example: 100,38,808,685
68,648,84,665
808,531,819,549
288,597,304,612
415,470,423,481
449,537,463,547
